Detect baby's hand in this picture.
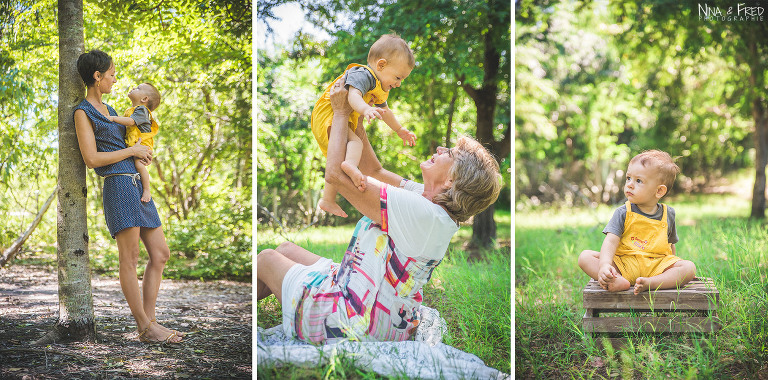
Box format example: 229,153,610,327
397,128,417,146
362,107,384,122
107,115,116,122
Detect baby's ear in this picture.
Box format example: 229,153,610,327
655,184,668,199
376,58,388,70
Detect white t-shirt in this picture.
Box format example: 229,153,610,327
385,183,459,260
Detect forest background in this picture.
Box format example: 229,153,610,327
0,0,252,280
516,0,767,209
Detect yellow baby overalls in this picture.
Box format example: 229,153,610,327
613,201,681,284
123,106,159,149
310,63,389,156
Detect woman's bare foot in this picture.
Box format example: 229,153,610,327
141,190,152,203
604,275,631,292
341,161,366,191
138,321,182,343
634,277,651,294
318,199,347,217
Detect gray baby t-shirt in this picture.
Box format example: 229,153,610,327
129,105,152,133
344,66,387,107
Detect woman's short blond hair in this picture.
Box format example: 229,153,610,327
433,136,503,222
367,33,415,69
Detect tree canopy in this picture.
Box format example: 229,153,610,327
516,0,764,212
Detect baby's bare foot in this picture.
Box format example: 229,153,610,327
606,275,631,292
341,161,366,191
318,199,348,217
141,190,152,203
634,277,650,294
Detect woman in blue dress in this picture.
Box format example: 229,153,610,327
73,50,182,343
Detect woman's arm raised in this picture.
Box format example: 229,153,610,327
74,109,152,169
355,121,404,187
325,82,383,224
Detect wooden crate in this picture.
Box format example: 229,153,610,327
583,277,721,339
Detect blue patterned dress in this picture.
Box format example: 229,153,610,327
74,99,161,238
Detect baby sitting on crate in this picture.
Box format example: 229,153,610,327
578,150,696,295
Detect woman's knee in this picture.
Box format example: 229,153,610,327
275,241,296,254
118,246,141,267
257,249,281,268
149,246,171,265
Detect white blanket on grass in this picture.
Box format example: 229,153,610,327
257,306,510,380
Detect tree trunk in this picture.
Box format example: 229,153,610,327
37,0,96,344
445,89,458,147
471,88,500,248
751,97,768,218
748,36,768,219
471,204,497,248
461,25,505,249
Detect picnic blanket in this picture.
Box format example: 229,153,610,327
257,306,510,379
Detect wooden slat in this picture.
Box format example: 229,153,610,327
583,315,720,333
583,277,719,311
589,308,713,316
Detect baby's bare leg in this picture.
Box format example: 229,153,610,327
634,260,696,295
341,129,365,191
135,158,152,202
318,182,347,217
577,250,631,292
318,120,352,218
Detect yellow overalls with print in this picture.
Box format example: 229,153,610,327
311,63,389,156
124,106,159,150
613,201,681,284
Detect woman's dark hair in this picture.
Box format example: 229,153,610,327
76,50,112,87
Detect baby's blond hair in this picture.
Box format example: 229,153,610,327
629,150,680,191
143,83,161,111
367,34,415,69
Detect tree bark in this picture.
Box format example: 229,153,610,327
748,37,768,219
471,204,497,248
751,97,768,218
445,89,458,147
38,0,96,344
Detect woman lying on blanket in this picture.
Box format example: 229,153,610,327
257,79,502,344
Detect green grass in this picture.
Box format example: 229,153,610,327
516,193,768,378
257,211,511,377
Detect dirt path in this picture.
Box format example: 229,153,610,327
0,265,251,379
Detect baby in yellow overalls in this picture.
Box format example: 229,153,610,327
108,83,161,203
311,34,417,217
578,150,697,294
